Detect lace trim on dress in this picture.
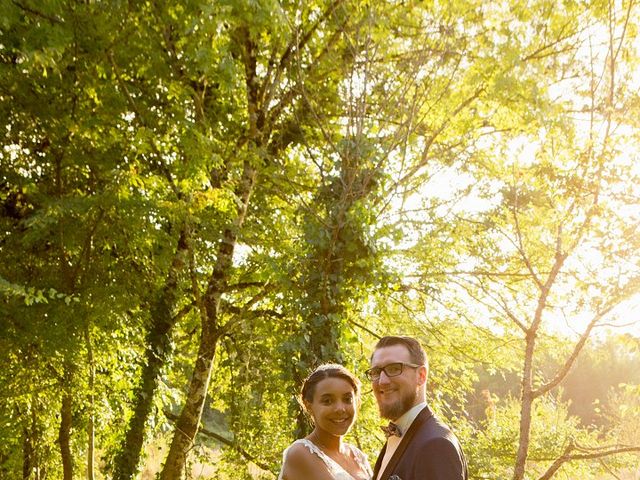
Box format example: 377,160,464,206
347,444,373,476
278,439,371,480
295,438,330,468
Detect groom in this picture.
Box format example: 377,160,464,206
367,336,468,480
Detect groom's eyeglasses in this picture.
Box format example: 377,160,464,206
365,362,422,381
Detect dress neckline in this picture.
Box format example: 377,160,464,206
298,438,369,480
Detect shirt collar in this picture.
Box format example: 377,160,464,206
393,401,427,434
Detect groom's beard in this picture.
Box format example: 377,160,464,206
379,389,418,420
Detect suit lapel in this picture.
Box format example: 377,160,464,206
378,405,433,480
372,443,386,479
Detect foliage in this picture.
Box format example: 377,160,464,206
1,0,639,479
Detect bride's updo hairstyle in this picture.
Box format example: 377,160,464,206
300,364,361,416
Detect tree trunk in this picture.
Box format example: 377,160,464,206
158,320,221,479
85,326,95,480
513,332,536,480
58,391,73,480
22,425,32,480
87,409,94,480
159,163,256,479
23,402,44,480
113,228,190,480
158,227,235,480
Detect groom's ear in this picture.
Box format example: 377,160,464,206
416,365,427,386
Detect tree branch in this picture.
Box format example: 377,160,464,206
262,0,345,110
163,410,275,474
348,318,381,339
11,1,63,24
536,442,640,480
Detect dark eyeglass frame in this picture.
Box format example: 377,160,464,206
365,362,423,381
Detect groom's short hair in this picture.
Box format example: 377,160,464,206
372,335,428,368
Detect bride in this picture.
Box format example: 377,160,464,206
278,364,373,480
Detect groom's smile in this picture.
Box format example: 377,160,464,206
370,345,424,420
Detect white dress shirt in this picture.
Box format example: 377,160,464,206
376,402,427,480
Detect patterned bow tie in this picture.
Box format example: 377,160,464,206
381,421,402,438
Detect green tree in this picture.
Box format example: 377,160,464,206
421,0,640,477
2,0,639,479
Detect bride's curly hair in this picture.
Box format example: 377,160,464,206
299,363,361,416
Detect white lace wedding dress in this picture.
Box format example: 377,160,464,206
278,438,373,480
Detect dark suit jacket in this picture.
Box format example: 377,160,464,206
373,405,468,480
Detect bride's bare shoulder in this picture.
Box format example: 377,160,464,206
282,441,330,480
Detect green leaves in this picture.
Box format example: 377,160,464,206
2,0,639,478
0,277,73,305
